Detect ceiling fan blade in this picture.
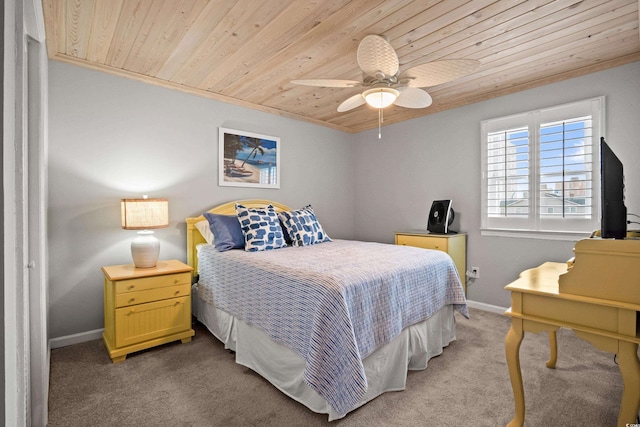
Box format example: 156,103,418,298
291,79,361,88
357,35,399,78
337,93,365,112
394,87,432,109
400,59,480,87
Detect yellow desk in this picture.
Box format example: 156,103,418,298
504,238,640,427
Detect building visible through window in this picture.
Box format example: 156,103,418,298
481,97,603,239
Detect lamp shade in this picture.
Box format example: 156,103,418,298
121,198,169,230
363,87,399,108
121,197,168,268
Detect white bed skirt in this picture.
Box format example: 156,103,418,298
194,287,457,421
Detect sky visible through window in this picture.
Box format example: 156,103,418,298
487,115,592,218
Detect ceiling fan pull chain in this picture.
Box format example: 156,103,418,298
378,108,382,139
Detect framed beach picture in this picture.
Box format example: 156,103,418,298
218,127,280,189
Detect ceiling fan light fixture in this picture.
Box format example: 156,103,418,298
363,87,399,109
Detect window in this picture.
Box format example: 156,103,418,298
481,97,604,240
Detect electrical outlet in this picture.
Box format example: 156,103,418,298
471,266,479,279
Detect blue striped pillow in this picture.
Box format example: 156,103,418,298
235,204,287,252
278,205,331,247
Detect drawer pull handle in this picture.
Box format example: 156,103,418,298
174,290,180,295
128,309,136,315
174,279,179,284
128,285,135,290
128,298,136,303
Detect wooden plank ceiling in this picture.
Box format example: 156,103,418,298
42,0,640,133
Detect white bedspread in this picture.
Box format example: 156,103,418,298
198,239,467,417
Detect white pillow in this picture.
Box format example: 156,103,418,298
195,220,214,245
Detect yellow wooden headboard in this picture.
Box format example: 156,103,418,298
185,199,291,281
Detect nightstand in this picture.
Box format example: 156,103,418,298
395,231,467,294
102,259,195,363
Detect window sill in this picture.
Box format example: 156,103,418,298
480,228,594,241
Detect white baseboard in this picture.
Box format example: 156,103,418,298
49,328,104,349
465,300,508,315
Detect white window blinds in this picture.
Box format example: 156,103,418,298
487,126,529,219
481,97,603,239
538,116,593,220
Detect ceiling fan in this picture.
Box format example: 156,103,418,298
291,35,480,119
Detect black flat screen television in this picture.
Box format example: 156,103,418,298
600,137,627,239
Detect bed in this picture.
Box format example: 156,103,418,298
186,199,468,420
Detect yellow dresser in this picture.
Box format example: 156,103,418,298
395,231,466,294
102,259,194,362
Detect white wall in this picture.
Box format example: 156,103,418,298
352,61,640,309
48,59,640,339
47,61,355,339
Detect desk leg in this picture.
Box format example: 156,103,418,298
505,319,525,427
546,330,557,369
617,341,640,427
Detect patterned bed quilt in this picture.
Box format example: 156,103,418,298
197,239,468,417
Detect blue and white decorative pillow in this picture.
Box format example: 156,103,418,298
235,204,287,252
278,205,331,247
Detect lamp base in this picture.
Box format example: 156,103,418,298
131,230,160,268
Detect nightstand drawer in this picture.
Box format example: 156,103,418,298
396,234,448,251
395,232,466,295
115,272,190,294
115,283,190,308
114,296,191,348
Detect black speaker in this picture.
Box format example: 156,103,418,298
427,200,455,234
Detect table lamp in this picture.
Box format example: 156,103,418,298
121,196,168,268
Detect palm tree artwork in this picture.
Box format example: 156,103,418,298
239,138,265,168
221,129,279,187
223,133,255,178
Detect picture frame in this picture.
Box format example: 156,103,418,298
218,127,280,189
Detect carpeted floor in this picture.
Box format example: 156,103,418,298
48,308,630,426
